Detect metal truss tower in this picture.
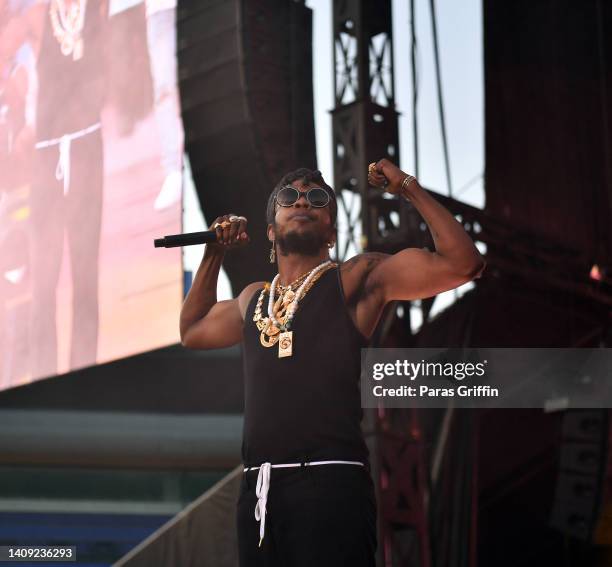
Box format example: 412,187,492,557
331,0,409,260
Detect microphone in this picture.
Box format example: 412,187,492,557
154,230,218,248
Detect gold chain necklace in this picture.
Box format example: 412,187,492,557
253,262,336,357
49,0,87,60
276,267,312,292
274,273,308,305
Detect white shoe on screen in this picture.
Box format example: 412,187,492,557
154,170,183,211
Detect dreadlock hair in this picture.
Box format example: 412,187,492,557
266,168,337,227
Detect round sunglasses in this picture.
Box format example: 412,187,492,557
276,186,331,208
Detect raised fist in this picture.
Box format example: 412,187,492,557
368,158,414,195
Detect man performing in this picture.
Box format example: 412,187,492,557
180,159,486,566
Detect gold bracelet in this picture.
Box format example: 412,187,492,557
401,175,416,202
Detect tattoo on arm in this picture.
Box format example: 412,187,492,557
340,255,361,274
341,252,387,273
341,252,388,304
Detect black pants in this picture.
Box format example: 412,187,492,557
237,463,377,566
29,127,103,378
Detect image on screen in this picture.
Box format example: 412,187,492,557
0,0,184,390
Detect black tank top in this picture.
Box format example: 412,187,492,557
241,265,371,468
36,0,105,140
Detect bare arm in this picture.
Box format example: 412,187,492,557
364,159,486,303
180,215,263,350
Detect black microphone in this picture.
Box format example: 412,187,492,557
154,230,218,248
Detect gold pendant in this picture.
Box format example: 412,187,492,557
278,331,293,358
260,332,279,347
264,320,280,336
60,35,74,56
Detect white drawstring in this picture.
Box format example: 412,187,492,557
56,135,71,195
254,462,271,547
244,459,365,548
35,122,101,196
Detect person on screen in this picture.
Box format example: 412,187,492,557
0,0,108,378
34,0,107,377
179,161,486,565
145,0,183,211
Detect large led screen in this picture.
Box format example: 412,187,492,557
0,0,184,389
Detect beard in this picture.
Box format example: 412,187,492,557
276,226,329,257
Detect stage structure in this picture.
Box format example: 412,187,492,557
477,2,612,565
177,0,317,294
